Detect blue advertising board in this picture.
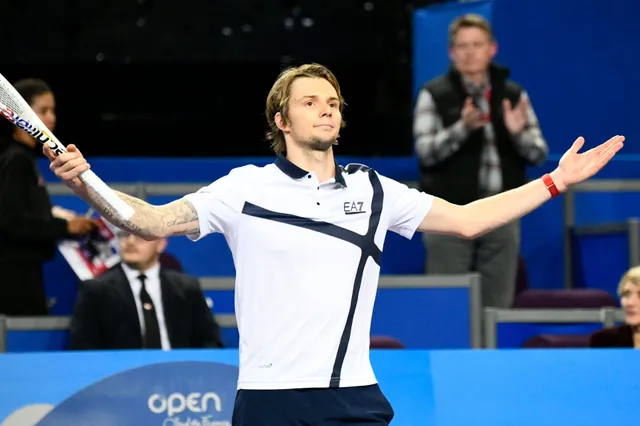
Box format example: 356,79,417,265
1,349,639,426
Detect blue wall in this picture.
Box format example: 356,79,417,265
1,349,638,425
492,0,636,155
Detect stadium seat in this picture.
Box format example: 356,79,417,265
522,334,591,348
512,289,618,309
370,336,405,349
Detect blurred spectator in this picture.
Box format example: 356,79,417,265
0,78,95,316
590,266,640,348
413,14,548,308
69,232,223,350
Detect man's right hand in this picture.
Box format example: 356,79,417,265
461,97,488,131
44,144,90,190
67,217,96,235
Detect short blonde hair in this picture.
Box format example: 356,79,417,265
618,266,640,296
448,14,494,46
265,63,346,154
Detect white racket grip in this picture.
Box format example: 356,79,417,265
78,169,135,220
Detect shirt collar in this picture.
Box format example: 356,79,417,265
274,153,347,187
121,261,161,284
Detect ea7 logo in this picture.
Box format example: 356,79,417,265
344,201,366,215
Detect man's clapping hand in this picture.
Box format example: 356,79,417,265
461,97,489,131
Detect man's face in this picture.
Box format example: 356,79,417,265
278,77,342,152
621,280,640,326
449,27,496,76
118,232,166,270
31,92,56,132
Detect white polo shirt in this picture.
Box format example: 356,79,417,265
183,154,433,390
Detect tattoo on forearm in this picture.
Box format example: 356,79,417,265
183,226,200,235
82,188,199,239
165,202,198,228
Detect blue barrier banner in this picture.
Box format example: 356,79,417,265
6,330,70,353
1,349,638,425
370,288,471,349
6,285,472,352
0,350,241,426
4,328,241,354
203,287,473,349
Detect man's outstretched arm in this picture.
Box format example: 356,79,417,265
45,144,199,240
418,135,624,239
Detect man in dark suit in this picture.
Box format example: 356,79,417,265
69,231,223,350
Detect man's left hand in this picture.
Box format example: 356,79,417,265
550,135,625,192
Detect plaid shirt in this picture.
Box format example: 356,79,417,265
413,79,548,197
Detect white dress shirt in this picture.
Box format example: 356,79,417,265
120,262,172,350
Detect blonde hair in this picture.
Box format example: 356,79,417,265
449,14,494,46
618,266,640,296
265,63,346,154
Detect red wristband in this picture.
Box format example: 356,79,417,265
542,173,560,198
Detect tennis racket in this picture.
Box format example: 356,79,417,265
0,72,134,220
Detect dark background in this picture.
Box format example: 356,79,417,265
1,0,445,157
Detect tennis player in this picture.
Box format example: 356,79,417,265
46,63,623,425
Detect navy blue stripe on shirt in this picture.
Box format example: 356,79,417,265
241,203,382,264
330,169,383,387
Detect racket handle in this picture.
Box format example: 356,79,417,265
78,169,135,220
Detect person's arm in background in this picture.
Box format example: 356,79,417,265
51,206,77,220
0,152,94,241
413,89,487,166
503,90,549,166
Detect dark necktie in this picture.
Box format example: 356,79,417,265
138,274,162,349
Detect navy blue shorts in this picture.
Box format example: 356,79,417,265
232,384,394,426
